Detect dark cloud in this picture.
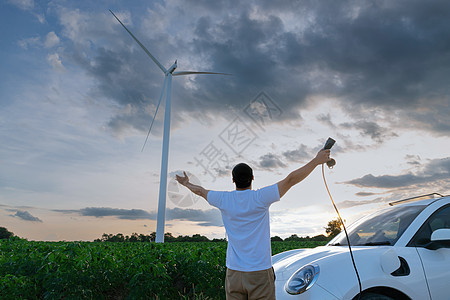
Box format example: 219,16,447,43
320,113,397,144
405,103,450,136
355,192,378,197
340,120,398,143
54,206,223,227
167,207,223,227
423,157,450,176
54,207,155,219
58,1,450,137
348,173,420,189
257,142,338,169
337,197,388,209
212,167,231,178
317,114,335,128
82,207,156,220
10,210,43,222
345,157,450,189
258,153,287,169
405,154,421,166
282,144,312,162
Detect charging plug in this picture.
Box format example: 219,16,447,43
323,137,336,168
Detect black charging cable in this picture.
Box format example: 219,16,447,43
322,164,362,300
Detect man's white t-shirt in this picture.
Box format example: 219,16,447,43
207,184,280,272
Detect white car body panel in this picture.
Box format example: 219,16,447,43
274,246,430,299
273,196,450,299
416,247,450,299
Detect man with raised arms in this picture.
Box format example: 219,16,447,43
175,148,331,299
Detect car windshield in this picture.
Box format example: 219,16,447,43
329,204,426,246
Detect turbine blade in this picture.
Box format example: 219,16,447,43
172,71,231,76
142,75,168,152
109,10,167,74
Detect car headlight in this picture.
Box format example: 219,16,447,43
285,264,320,295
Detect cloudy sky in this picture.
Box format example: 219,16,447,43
1,0,449,241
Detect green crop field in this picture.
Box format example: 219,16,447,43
0,239,326,299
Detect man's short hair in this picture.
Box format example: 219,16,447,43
232,163,253,188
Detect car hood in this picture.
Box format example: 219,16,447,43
273,246,357,281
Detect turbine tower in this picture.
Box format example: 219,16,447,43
110,10,229,242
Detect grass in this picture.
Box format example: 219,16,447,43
0,239,326,299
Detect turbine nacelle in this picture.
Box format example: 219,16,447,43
167,60,178,74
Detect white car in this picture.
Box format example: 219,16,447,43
272,194,450,299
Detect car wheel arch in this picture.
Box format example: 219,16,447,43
352,286,411,300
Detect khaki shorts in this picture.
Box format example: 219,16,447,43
225,267,276,300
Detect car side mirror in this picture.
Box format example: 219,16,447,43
431,228,450,242
426,229,450,250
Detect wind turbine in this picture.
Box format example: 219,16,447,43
110,10,230,243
